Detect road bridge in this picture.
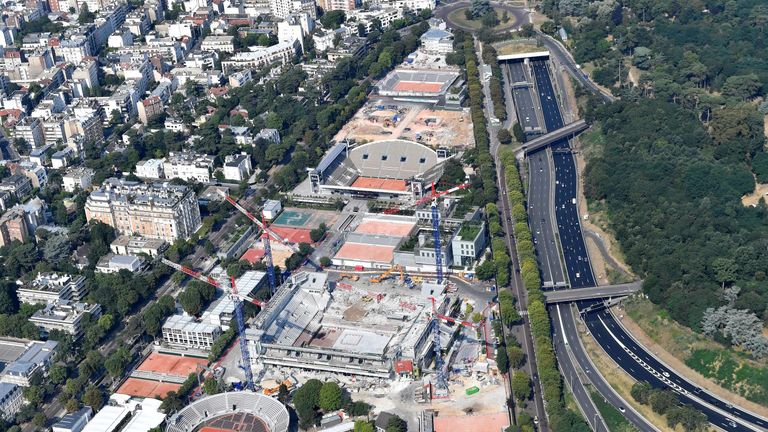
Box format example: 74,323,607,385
522,119,588,155
544,281,642,304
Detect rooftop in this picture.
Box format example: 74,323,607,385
458,222,482,240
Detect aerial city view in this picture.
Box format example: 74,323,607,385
0,0,767,431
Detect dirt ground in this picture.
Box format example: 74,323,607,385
741,180,768,207
615,303,768,418
333,101,475,149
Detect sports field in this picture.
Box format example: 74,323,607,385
351,177,409,192
393,81,444,93
117,378,180,398
334,243,395,263
271,226,312,244
136,352,207,377
200,413,269,432
273,210,310,227
355,219,416,237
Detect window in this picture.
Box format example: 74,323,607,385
362,153,369,160
419,157,426,163
381,155,388,161
400,156,407,162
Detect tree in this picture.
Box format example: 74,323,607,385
347,400,372,416
277,383,290,403
43,234,71,264
507,346,526,368
320,10,346,29
475,259,496,280
77,3,95,24
496,345,509,374
104,348,131,378
49,364,68,385
721,74,762,100
712,257,737,288
65,398,80,412
293,379,322,428
512,122,525,143
354,421,375,432
511,371,531,401
385,415,407,432
497,129,512,144
204,377,222,395
647,389,678,415
23,385,44,406
82,385,105,410
319,256,332,267
319,381,343,411
33,412,47,428
470,0,493,18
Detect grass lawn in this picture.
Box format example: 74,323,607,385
496,43,545,56
447,7,519,31
590,389,639,432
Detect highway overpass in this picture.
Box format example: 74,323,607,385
544,281,643,304
522,120,588,155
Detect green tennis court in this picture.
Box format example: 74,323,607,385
273,210,310,227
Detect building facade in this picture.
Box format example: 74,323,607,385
84,178,202,242
29,301,102,339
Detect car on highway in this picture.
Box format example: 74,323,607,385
619,406,625,413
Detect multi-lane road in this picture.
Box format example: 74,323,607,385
518,55,768,431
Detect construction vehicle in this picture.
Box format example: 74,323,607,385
161,258,265,392
339,273,359,281
262,377,297,396
369,265,404,283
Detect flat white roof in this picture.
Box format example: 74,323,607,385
121,398,165,432
331,328,391,355
81,406,130,432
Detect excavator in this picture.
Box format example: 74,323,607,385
370,265,405,283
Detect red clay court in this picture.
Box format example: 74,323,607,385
136,353,207,377
351,177,408,191
270,226,312,244
434,412,509,432
334,243,395,264
355,219,415,237
117,378,180,398
240,248,266,264
393,81,444,93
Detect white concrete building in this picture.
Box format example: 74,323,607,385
95,254,143,273
29,301,102,339
221,41,300,73
262,199,282,220
164,151,214,183
52,407,92,432
16,273,87,305
201,35,236,53
223,153,252,181
110,235,167,257
162,314,222,350
135,158,164,179
420,27,453,54
0,340,58,386
62,167,95,193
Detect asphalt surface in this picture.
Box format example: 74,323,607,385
527,153,565,287
527,56,768,431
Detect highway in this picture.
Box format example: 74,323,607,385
527,55,768,431
527,152,565,287
544,281,642,303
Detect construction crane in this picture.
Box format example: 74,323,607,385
369,264,404,283
160,258,266,391
260,215,276,293
383,181,469,215
218,191,321,272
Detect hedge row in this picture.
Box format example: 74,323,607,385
500,147,589,431
481,44,508,121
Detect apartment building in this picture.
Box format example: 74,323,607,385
164,151,214,183
318,0,354,12
0,208,30,246
29,301,102,339
0,383,23,421
14,117,45,149
0,340,58,386
85,178,202,242
201,35,236,53
137,95,164,125
0,174,33,199
16,273,87,305
135,159,164,179
223,153,252,181
110,235,167,257
221,40,300,73
62,167,95,192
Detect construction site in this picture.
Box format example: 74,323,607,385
333,101,474,150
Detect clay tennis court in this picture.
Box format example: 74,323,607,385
117,378,180,398
334,243,395,263
271,226,312,244
393,81,444,93
351,177,408,191
136,353,208,377
355,219,416,237
434,412,509,432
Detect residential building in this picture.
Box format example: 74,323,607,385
0,340,58,386
95,254,144,273
221,40,300,73
0,174,32,199
164,151,214,183
14,117,45,149
256,128,280,144
201,35,236,53
137,96,164,125
223,153,252,181
135,158,164,179
52,407,92,432
28,147,50,167
16,273,86,305
318,0,354,12
269,0,292,19
0,208,30,246
29,301,102,339
0,383,23,421
162,314,222,350
62,167,95,192
52,148,76,169
85,178,202,242
110,235,167,257
17,161,47,188
352,8,402,33
56,37,91,63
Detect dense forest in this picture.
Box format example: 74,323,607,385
541,0,768,351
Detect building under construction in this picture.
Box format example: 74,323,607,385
246,272,454,379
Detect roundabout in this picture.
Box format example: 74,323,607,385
435,1,529,32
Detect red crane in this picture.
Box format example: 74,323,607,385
160,258,267,307
383,181,470,215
